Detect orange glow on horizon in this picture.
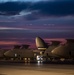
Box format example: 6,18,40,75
0,41,20,45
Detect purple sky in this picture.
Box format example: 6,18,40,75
0,0,74,49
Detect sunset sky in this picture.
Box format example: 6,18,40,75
0,0,74,49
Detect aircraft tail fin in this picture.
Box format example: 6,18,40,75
35,37,48,50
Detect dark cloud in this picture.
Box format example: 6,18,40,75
0,1,74,17
0,2,31,15
20,0,74,20
24,11,40,20
30,0,74,16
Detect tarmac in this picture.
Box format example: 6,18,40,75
0,61,74,75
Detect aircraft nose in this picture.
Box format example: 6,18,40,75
51,46,62,55
51,49,57,54
51,49,54,53
4,50,13,57
51,45,69,58
4,51,10,56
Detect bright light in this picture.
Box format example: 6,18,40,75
60,58,65,61
36,55,40,61
36,55,43,63
38,48,47,50
15,53,17,57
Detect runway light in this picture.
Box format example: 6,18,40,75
36,55,43,64
37,55,40,61
60,58,65,61
14,54,17,57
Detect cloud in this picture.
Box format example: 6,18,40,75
0,41,19,45
23,10,40,20
0,2,31,15
0,0,74,19
0,27,28,30
0,0,50,3
30,0,74,16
